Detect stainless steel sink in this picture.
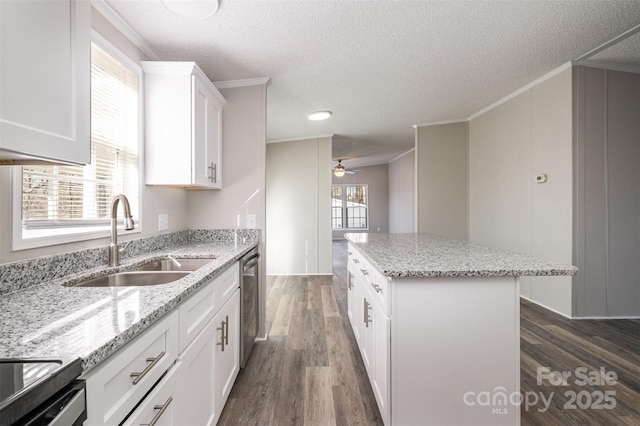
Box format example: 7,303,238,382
134,257,215,272
73,271,189,287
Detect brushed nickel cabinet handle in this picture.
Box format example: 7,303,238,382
224,315,229,345
361,268,369,276
348,251,353,256
208,163,217,182
372,283,382,293
364,298,371,327
353,259,359,264
130,351,165,385
217,320,226,352
141,396,173,426
347,273,353,290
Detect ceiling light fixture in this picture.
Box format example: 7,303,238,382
308,111,332,121
161,0,219,19
333,160,346,177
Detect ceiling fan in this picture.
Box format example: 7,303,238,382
333,159,359,177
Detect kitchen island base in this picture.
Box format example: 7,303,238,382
391,276,520,425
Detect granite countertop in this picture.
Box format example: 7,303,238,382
0,230,258,373
345,232,578,278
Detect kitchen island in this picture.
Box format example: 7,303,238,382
345,232,577,426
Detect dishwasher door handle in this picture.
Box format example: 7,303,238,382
243,253,260,270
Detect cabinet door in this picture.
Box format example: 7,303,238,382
214,290,240,419
370,298,390,425
0,0,90,164
347,271,355,325
175,317,217,426
192,74,222,188
349,269,363,344
361,290,375,372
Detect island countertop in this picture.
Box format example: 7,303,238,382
345,232,578,278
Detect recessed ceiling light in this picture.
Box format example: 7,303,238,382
308,111,332,121
161,0,219,19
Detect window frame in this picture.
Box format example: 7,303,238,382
331,184,369,231
11,30,143,251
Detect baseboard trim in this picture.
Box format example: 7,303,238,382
520,296,572,319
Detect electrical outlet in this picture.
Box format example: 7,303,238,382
158,213,168,231
246,214,256,229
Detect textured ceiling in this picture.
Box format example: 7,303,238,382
105,0,640,169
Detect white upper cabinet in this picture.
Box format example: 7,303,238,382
0,0,91,165
142,61,225,189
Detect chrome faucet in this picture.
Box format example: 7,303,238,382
108,194,135,267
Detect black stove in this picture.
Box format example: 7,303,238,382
0,358,85,426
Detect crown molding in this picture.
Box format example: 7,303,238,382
574,23,640,62
573,60,640,75
91,0,161,60
412,119,467,129
388,148,416,164
467,62,572,121
214,77,272,89
267,134,334,144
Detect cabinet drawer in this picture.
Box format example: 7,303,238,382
179,262,239,352
212,262,239,316
84,311,179,426
121,360,181,426
348,244,389,314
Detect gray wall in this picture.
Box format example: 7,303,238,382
415,122,468,240
389,149,415,233
469,67,573,316
332,163,389,239
188,83,268,336
573,66,640,317
266,137,332,275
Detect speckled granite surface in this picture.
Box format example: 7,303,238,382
345,233,578,278
0,229,259,373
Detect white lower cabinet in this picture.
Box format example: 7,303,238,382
83,262,241,425
214,291,240,413
83,311,179,425
348,243,521,426
175,290,240,426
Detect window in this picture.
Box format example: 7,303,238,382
12,37,141,250
332,184,368,230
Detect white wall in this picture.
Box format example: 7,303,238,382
266,137,332,275
415,122,468,240
332,163,389,239
469,67,573,316
0,6,189,264
388,149,415,234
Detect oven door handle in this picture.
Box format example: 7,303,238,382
50,388,85,426
243,253,260,271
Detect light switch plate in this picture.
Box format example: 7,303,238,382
158,213,169,231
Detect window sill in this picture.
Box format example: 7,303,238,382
12,225,141,252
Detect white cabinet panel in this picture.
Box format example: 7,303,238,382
0,0,90,164
142,61,225,189
214,290,240,415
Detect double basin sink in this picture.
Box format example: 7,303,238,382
73,257,216,287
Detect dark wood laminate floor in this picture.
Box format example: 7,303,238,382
220,241,640,425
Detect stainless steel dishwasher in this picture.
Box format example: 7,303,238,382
239,247,260,368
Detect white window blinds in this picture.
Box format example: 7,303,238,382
20,42,140,233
